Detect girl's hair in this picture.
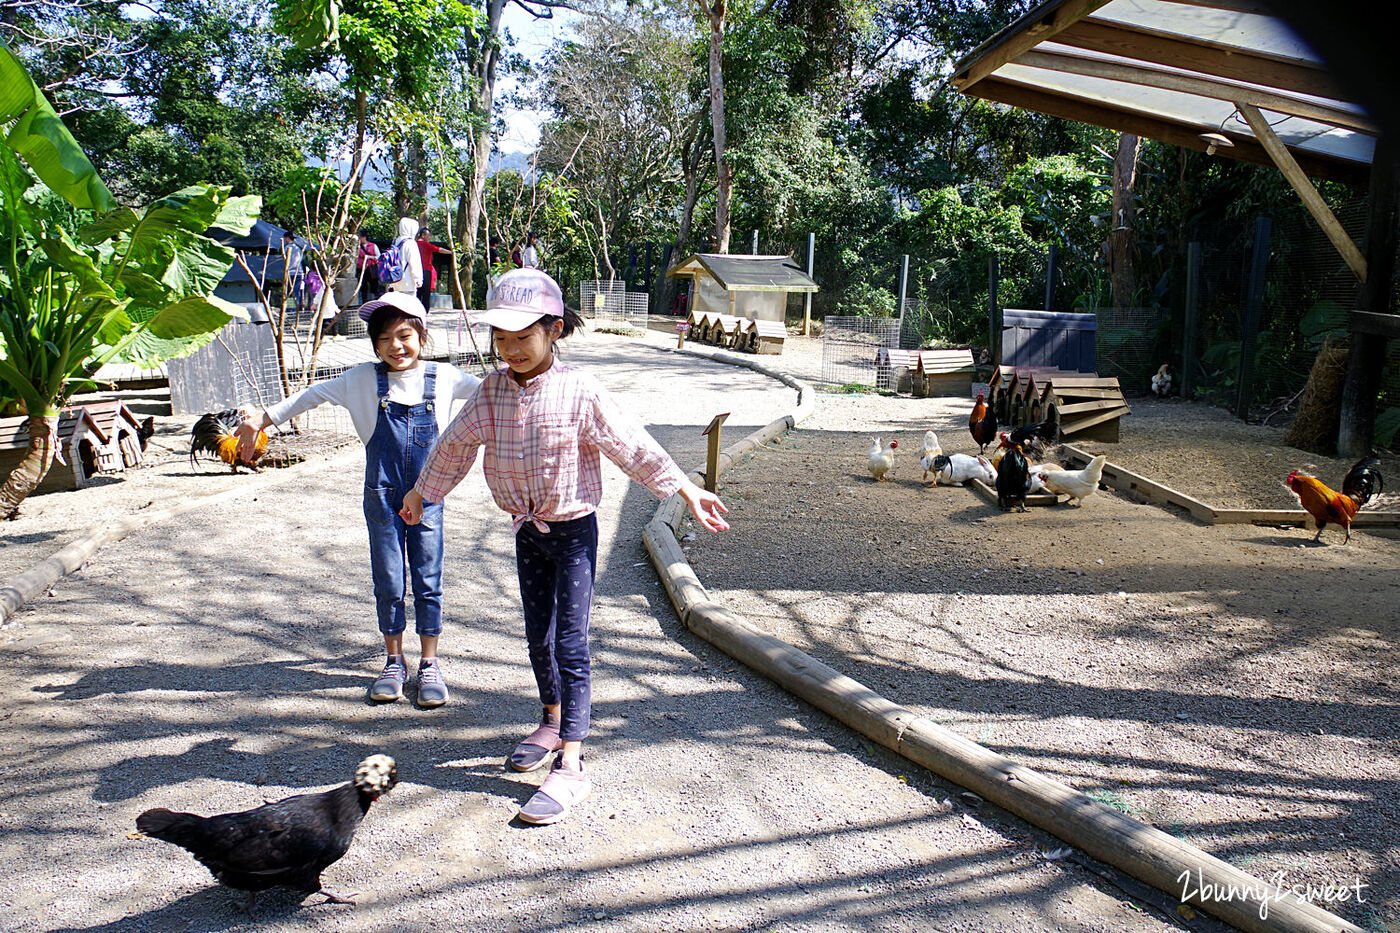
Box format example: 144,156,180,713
368,306,431,352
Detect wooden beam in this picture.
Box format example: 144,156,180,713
1016,49,1376,132
952,0,1112,91
1156,0,1275,14
1351,309,1400,338
1238,103,1368,281
1056,18,1345,101
968,77,1369,186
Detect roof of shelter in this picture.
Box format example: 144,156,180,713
951,0,1376,185
206,219,289,253
668,254,819,292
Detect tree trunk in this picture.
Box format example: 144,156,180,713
352,87,368,196
1109,132,1141,307
0,414,59,520
448,191,469,309
392,139,408,219
460,0,505,310
704,0,731,254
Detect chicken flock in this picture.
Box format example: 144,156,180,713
863,391,1386,545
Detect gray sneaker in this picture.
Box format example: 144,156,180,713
416,658,449,708
369,654,407,702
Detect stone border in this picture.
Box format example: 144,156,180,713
641,343,1362,933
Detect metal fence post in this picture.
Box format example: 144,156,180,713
1044,243,1058,311
751,229,759,254
1236,215,1272,419
988,254,1000,364
897,254,909,347
1181,241,1202,399
803,232,815,336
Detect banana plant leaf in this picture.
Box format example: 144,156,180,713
0,41,114,212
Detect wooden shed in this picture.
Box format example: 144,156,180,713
736,318,788,355
910,349,976,398
1001,309,1097,373
0,409,108,495
668,253,818,355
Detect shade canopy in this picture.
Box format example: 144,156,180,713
668,254,819,293
951,0,1376,185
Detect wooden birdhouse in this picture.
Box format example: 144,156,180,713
0,408,109,495
81,399,153,471
910,349,976,398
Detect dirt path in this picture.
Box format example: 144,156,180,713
2,329,1379,932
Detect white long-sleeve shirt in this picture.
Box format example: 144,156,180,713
264,361,481,445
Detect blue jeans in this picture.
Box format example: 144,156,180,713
363,362,443,637
516,514,598,741
364,486,444,636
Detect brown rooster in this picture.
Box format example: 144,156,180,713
190,409,267,472
1285,457,1384,544
968,393,998,453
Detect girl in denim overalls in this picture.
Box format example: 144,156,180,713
236,292,480,707
400,269,729,824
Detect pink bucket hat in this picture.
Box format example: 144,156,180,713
358,291,428,323
473,268,565,331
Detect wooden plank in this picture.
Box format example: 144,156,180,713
953,0,1113,91
1059,406,1130,434
968,77,1369,185
1046,386,1124,400
1055,18,1345,101
1210,508,1400,527
1056,398,1127,415
1061,444,1215,520
968,476,1061,507
1239,104,1368,282
1017,49,1376,133
1044,376,1118,388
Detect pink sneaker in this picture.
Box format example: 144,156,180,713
517,756,589,825
508,712,563,772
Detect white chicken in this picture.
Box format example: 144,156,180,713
1037,454,1107,506
867,437,898,481
1151,363,1172,398
919,431,942,479
930,453,996,486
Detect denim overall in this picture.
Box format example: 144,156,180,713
363,362,443,637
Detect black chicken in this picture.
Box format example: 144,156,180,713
996,445,1032,512
136,754,396,911
1006,420,1058,462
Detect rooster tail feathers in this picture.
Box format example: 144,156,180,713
1342,458,1384,505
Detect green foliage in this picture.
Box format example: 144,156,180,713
1373,407,1400,448
835,282,895,318
0,40,114,211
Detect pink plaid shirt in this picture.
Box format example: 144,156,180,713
414,360,689,532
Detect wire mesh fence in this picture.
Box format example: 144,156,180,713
581,280,648,330
821,316,902,389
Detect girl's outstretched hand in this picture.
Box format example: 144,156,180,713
400,489,424,526
679,481,729,533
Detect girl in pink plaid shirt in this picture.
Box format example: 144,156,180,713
402,268,727,824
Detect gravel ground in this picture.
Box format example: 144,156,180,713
684,336,1400,932
0,330,1216,933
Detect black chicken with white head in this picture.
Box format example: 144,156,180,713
136,754,396,911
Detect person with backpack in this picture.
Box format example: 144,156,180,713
380,217,424,299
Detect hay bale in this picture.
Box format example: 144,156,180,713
1283,339,1348,454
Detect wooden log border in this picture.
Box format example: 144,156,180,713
641,341,1365,933
1058,443,1400,528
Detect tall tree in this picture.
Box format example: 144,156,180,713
1109,131,1141,307
692,0,730,252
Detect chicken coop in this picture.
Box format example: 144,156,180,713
0,408,108,494
668,254,817,354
